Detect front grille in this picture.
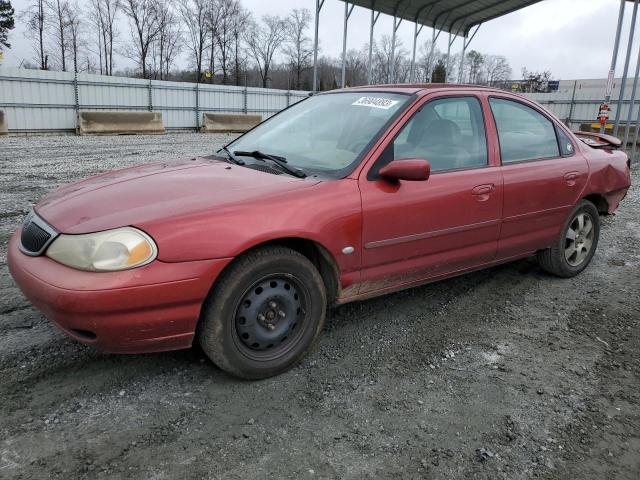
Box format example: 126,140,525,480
19,212,57,256
245,163,284,175
21,221,51,254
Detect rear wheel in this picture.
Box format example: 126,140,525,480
198,246,326,379
537,200,600,277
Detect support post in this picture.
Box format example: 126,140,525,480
368,8,380,84
390,16,402,83
73,71,79,112
602,0,626,133
567,79,578,128
457,24,481,84
458,34,467,83
623,36,640,146
445,32,453,83
614,0,639,136
410,22,424,83
341,2,355,88
243,85,248,114
427,28,442,83
312,0,325,92
195,82,200,130
632,96,640,159
148,78,153,112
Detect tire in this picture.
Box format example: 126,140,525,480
537,199,600,278
198,246,327,380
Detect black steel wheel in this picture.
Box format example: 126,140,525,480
198,246,326,379
233,274,308,359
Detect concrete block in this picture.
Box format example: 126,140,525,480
0,110,8,135
76,111,165,135
201,113,262,133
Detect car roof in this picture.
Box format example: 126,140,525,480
327,83,514,97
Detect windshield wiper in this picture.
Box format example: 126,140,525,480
233,150,307,178
221,146,245,165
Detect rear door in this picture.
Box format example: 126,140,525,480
357,93,503,295
488,97,589,259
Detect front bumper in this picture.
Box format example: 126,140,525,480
7,231,232,353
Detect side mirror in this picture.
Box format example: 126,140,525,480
379,158,431,182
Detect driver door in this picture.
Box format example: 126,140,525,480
358,94,503,295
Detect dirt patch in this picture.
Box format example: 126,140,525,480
1,134,638,479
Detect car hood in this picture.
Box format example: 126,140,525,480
36,158,319,234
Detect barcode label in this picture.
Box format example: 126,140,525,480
352,97,400,110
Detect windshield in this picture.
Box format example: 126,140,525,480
227,92,412,177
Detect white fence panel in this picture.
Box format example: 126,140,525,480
7,68,639,134
0,68,310,133
152,80,197,129
0,69,76,131
78,73,150,111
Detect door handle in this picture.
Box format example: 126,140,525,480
564,171,579,186
472,184,495,196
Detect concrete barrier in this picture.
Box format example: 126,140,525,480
201,113,262,133
0,110,8,135
76,111,165,135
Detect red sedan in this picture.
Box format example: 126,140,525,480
8,85,631,379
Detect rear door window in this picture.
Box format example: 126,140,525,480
489,98,560,163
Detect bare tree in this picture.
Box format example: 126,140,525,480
152,0,181,79
230,3,250,85
88,0,119,75
205,0,222,83
484,54,511,85
22,0,48,69
372,35,407,84
342,47,366,87
179,0,208,82
121,0,161,78
283,8,312,90
46,0,70,71
445,53,459,83
87,0,103,72
521,68,553,93
215,0,238,84
65,1,83,72
465,50,484,84
417,40,440,83
246,15,286,88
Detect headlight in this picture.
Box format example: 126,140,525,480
46,227,157,272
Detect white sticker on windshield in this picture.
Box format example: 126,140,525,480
352,97,400,110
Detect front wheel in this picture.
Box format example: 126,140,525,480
198,246,327,379
537,200,600,278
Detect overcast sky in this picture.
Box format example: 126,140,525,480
2,0,639,80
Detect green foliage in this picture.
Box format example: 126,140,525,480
0,0,15,50
431,60,446,83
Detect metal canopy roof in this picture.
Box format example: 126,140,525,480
342,0,544,35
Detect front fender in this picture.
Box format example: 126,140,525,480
140,178,363,280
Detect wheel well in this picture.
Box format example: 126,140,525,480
583,194,609,215
243,238,340,304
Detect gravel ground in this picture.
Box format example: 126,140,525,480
1,133,639,480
